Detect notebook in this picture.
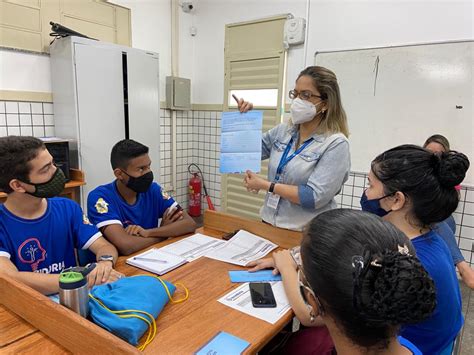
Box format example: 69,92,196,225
126,248,187,275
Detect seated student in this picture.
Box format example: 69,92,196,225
361,144,468,354
0,136,122,295
87,139,196,255
256,209,436,354
423,134,474,289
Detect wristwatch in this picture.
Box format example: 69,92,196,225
269,182,276,193
97,254,114,265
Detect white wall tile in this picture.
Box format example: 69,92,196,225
44,115,54,126
31,102,43,114
5,102,18,113
6,114,19,126
33,126,45,137
19,114,32,126
0,127,7,137
0,114,5,126
0,102,5,114
19,102,31,114
32,114,44,126
8,126,20,135
20,126,33,136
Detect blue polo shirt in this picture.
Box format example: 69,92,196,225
87,181,176,230
400,229,463,354
0,198,101,273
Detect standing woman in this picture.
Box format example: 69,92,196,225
236,66,350,231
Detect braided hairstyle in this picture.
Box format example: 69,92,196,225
371,144,469,226
301,209,436,349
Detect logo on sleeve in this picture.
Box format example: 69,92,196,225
161,190,171,200
17,238,47,271
95,198,109,214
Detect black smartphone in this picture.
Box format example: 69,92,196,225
249,282,277,308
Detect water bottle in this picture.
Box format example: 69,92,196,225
59,263,96,317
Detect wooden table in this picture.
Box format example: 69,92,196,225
0,211,302,354
0,169,85,204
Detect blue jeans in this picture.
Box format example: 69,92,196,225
435,217,464,265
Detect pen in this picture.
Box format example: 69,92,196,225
133,257,168,264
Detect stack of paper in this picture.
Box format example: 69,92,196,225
205,230,277,266
159,233,226,262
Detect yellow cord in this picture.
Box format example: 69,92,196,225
89,275,189,351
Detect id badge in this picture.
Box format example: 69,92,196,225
266,193,280,210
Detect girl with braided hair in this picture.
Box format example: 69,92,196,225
248,209,436,354
297,209,436,354
361,144,469,354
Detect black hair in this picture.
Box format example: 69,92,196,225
372,144,469,226
110,139,149,169
301,209,436,349
423,134,450,152
0,136,46,193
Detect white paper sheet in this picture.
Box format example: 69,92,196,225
204,230,277,266
159,233,226,262
220,110,263,173
218,282,291,324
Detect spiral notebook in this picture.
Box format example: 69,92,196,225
126,248,187,275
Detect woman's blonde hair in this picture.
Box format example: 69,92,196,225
297,66,349,137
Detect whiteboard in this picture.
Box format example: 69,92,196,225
315,41,473,185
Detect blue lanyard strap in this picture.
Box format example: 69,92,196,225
275,136,314,179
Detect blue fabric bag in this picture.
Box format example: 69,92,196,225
89,275,184,348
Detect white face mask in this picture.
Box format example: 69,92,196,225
290,98,318,124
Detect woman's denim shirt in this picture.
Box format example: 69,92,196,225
261,123,350,231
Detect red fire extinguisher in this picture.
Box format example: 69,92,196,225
188,164,215,217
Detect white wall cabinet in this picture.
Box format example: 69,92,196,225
50,36,160,210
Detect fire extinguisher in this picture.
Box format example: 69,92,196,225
188,164,215,217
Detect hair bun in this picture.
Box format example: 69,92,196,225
435,151,470,188
356,249,436,327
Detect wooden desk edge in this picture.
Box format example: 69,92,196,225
0,274,138,354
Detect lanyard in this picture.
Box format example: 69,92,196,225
275,136,314,180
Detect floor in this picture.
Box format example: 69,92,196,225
460,281,474,355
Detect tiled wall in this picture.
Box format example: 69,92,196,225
0,101,55,138
3,101,473,265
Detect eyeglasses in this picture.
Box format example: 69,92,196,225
290,247,324,315
289,89,323,101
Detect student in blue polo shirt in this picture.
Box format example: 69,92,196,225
87,139,196,255
0,136,121,295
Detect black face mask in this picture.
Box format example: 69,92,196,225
122,170,154,193
24,168,66,198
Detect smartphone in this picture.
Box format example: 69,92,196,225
249,282,277,308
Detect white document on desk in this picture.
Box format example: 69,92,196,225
204,230,277,266
158,233,226,262
218,281,291,324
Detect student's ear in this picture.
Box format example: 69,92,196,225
9,179,28,193
114,168,125,181
389,191,407,212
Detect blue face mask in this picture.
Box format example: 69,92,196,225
360,190,392,217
